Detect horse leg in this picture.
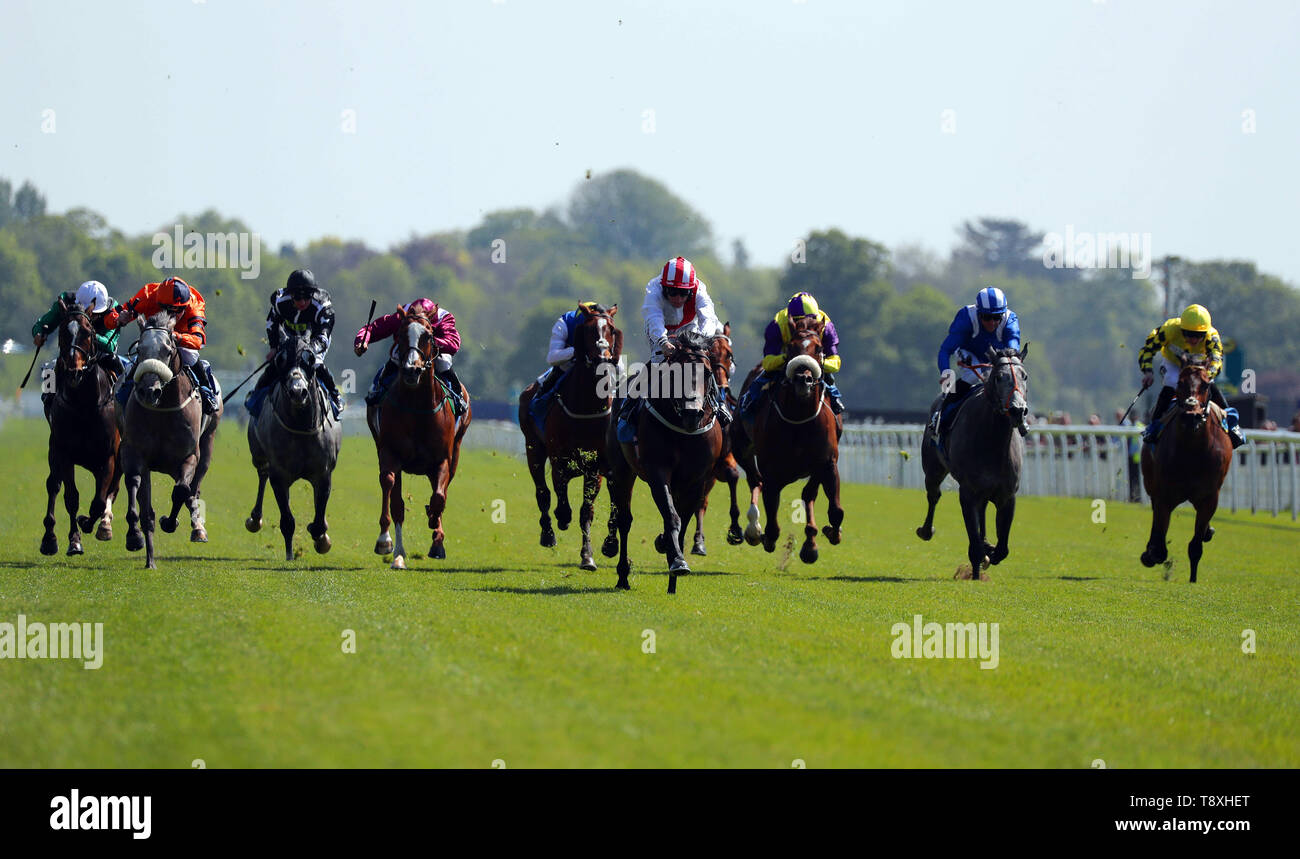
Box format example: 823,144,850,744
916,443,946,541
188,428,216,543
602,468,620,559
96,464,121,542
1140,499,1171,567
141,471,156,570
40,446,60,556
271,476,295,562
62,458,83,556
307,472,333,554
799,476,819,564
760,480,783,554
977,499,994,563
426,459,450,560
646,469,687,593
820,458,844,546
391,471,407,569
577,465,600,571
1188,496,1218,584
79,460,111,538
375,452,397,557
123,460,144,553
725,463,744,545
745,483,765,546
553,458,575,532
246,468,269,532
612,473,635,590
526,441,555,548
958,487,988,579
160,453,197,534
988,496,1014,565
692,477,715,556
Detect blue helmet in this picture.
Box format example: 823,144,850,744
976,286,1007,315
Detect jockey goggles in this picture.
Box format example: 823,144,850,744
665,286,692,299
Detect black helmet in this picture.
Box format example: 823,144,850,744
286,269,316,298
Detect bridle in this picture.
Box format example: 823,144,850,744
643,338,717,435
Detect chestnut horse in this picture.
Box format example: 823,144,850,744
40,307,120,556
605,329,724,594
690,322,744,554
517,304,623,570
1140,362,1232,583
732,316,843,563
371,307,471,569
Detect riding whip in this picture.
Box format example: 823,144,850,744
18,338,47,390
222,359,271,403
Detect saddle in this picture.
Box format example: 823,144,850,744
528,368,570,435
934,384,981,454
1149,399,1227,444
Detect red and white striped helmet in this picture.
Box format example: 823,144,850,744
660,257,698,291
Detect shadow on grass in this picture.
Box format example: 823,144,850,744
468,584,620,596
241,565,369,572
1058,575,1100,581
823,575,915,584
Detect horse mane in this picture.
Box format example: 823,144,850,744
673,329,711,355
145,309,177,329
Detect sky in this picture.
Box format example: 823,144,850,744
2,0,1298,282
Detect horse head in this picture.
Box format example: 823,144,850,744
276,334,316,407
708,322,736,393
985,344,1030,433
397,308,436,387
1175,361,1212,433
667,329,715,429
783,317,824,401
576,303,622,369
132,311,182,406
58,307,97,388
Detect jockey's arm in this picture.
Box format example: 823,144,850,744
546,316,574,366
431,309,460,355
1204,329,1224,379
937,311,970,374
311,304,335,358
1002,311,1022,352
760,320,785,373
175,313,206,351
354,308,403,352
32,293,74,338
265,292,285,352
821,316,842,374
642,279,668,349
693,281,721,333
1137,325,1164,373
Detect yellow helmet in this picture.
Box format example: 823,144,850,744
787,292,820,319
1180,304,1211,332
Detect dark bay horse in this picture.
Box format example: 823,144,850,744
605,329,724,594
372,307,471,569
119,312,223,569
40,308,120,556
732,317,842,563
245,335,343,560
517,304,622,570
916,346,1029,577
1140,362,1232,583
690,322,744,554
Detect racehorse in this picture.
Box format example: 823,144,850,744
1139,362,1232,583
916,346,1029,578
605,329,724,594
119,311,223,569
517,304,622,571
39,307,120,556
690,322,744,554
371,306,471,569
732,316,843,563
245,335,343,561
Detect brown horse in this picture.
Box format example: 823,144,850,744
690,322,744,554
732,317,843,563
1140,362,1233,583
119,312,222,569
517,304,622,570
40,308,120,556
371,306,471,569
605,329,724,594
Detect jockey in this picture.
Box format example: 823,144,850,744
533,301,606,397
354,298,466,417
245,269,343,419
1138,303,1244,448
617,257,730,429
930,286,1022,436
31,280,127,406
106,276,219,413
738,291,844,421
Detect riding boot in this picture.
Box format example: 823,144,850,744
1208,384,1246,448
185,366,214,414
438,368,467,417
932,380,973,438
317,363,344,419
193,361,219,413
1142,387,1176,444
740,370,778,421
365,360,398,407
536,366,563,396
244,366,276,418
823,373,845,415
709,376,732,426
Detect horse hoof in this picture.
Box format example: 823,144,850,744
1139,551,1156,568
980,556,990,571
670,559,690,574
799,544,818,564
146,560,157,571
540,530,556,548
191,528,208,543
762,539,776,554
726,527,744,545
616,578,630,590
95,524,112,542
125,530,143,552
556,514,571,532
822,525,841,545
1203,526,1215,542
315,534,332,554
654,534,667,554
67,540,84,557
40,535,58,556
601,536,619,558
391,555,406,570
431,543,446,560
245,517,262,533
691,542,707,556
77,515,94,533
744,527,763,547
580,557,597,571
375,537,394,555
159,516,177,534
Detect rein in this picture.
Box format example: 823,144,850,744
644,400,717,436
772,384,826,425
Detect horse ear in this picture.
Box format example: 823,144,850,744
609,304,617,317
986,346,997,363
724,321,731,336
1019,341,1030,361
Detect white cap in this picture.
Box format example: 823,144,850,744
75,280,110,313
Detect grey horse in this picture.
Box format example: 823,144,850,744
119,312,223,569
916,346,1030,576
245,335,342,560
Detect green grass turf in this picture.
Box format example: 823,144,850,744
0,416,1296,768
